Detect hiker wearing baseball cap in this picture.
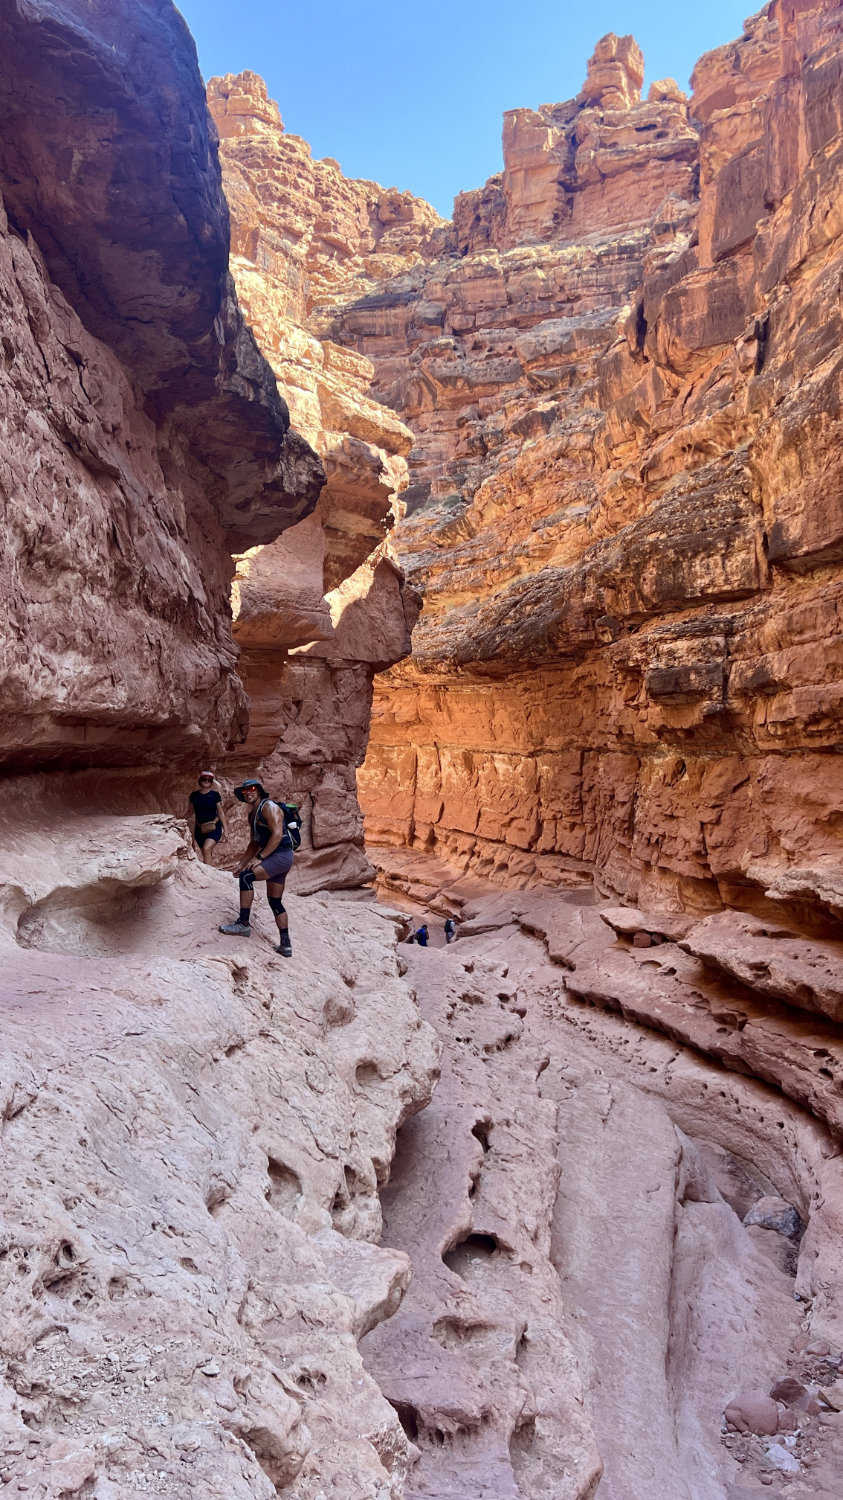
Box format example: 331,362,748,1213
185,772,227,865
219,779,302,958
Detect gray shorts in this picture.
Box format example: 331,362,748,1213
257,845,294,882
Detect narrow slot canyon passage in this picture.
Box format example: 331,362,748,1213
362,867,843,1499
3,0,843,1495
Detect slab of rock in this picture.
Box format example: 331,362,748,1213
763,1442,800,1474
820,1380,843,1411
681,911,843,1023
770,1377,808,1405
512,891,612,967
565,945,843,1137
599,906,693,942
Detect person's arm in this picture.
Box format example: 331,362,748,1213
233,837,258,874
217,796,228,843
185,797,196,826
255,802,285,861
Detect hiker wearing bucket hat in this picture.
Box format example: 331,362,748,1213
219,778,301,958
185,771,227,865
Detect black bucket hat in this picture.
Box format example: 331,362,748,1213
234,778,269,802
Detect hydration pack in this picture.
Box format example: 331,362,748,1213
279,801,302,851
254,798,303,852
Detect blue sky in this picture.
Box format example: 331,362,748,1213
176,1,755,217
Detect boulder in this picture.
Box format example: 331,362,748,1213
724,1391,779,1436
743,1196,804,1243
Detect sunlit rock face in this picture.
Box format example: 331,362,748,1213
340,8,843,928
0,1,324,775
205,70,435,887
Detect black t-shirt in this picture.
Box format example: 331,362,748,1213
189,789,221,822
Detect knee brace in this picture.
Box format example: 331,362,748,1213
268,895,286,918
239,868,255,892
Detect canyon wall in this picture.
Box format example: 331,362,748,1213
0,4,442,1495
0,0,324,777
339,3,843,930
2,6,843,1499
206,72,443,886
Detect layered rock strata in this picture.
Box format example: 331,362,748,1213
205,73,439,885
0,0,324,773
4,4,843,1498
342,6,843,930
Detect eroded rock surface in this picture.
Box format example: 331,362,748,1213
367,864,843,1499
203,72,429,886
4,3,843,1498
0,815,440,1498
0,0,324,774
343,5,843,929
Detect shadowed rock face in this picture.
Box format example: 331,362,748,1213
326,7,843,928
204,72,429,888
0,0,324,548
0,0,324,772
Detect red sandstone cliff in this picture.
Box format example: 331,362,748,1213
0,0,325,777
334,6,843,933
2,9,843,1498
0,5,444,1497
205,72,439,887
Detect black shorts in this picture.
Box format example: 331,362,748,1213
256,845,294,881
195,822,222,848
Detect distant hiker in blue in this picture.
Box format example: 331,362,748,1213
415,923,429,947
219,778,302,958
186,771,226,864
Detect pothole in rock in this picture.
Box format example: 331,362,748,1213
330,1164,368,1233
16,878,171,957
265,1157,302,1217
388,1400,420,1445
442,1232,505,1280
431,1316,499,1353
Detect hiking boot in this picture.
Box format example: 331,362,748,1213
276,936,293,958
219,921,251,937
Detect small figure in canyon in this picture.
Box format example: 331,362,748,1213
444,917,455,943
186,771,226,863
219,778,302,958
415,923,429,947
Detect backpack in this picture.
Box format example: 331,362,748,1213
279,801,302,851
254,798,303,852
